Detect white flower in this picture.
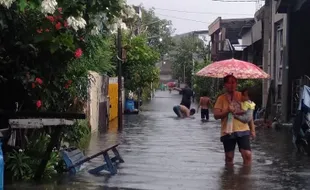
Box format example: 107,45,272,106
126,6,137,19
41,0,58,14
90,26,100,35
0,0,15,8
108,19,128,34
67,16,87,31
109,23,118,34
122,5,137,19
120,22,127,30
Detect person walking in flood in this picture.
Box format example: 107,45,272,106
173,84,193,109
197,93,212,121
213,74,255,166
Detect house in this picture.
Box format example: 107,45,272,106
237,7,265,111
208,17,255,62
240,0,310,122
239,7,263,67
255,0,309,122
260,0,289,121
271,0,310,122
225,1,290,122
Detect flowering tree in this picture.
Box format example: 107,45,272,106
0,0,128,112
0,0,145,181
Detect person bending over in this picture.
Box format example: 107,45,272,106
173,105,196,118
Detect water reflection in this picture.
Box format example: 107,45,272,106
220,165,253,190
108,119,119,134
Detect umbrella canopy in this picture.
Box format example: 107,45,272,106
166,82,176,87
196,58,269,79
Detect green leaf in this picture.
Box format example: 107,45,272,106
17,0,28,12
34,33,53,43
49,43,59,54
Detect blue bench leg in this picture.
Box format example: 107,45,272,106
112,147,124,163
88,153,117,175
88,164,107,175
103,152,117,175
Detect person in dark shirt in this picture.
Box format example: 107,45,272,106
173,85,193,109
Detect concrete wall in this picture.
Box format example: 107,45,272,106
252,20,262,43
241,21,262,46
261,0,288,120
267,0,287,112
242,31,252,46
262,0,272,107
87,71,109,133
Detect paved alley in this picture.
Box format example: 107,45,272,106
7,91,310,190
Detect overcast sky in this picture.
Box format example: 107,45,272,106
127,0,260,35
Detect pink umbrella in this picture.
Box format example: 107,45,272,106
166,82,176,87
196,58,269,79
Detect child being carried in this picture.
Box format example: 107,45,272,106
234,88,256,123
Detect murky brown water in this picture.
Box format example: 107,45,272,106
6,91,310,190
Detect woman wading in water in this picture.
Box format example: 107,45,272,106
213,75,255,166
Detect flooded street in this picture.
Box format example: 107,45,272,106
6,91,310,190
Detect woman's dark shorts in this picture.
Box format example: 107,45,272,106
222,135,251,153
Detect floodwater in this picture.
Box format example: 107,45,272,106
6,91,310,190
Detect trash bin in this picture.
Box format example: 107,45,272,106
125,99,135,112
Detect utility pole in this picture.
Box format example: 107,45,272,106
117,27,123,131
191,32,196,88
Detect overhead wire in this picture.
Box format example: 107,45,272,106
140,5,255,32
155,13,211,24
212,0,257,2
152,7,253,16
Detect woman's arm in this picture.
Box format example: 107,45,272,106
213,95,233,120
234,110,253,123
213,108,230,120
249,118,255,132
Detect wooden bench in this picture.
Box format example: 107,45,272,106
60,144,124,175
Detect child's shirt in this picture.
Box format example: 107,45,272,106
241,100,256,111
